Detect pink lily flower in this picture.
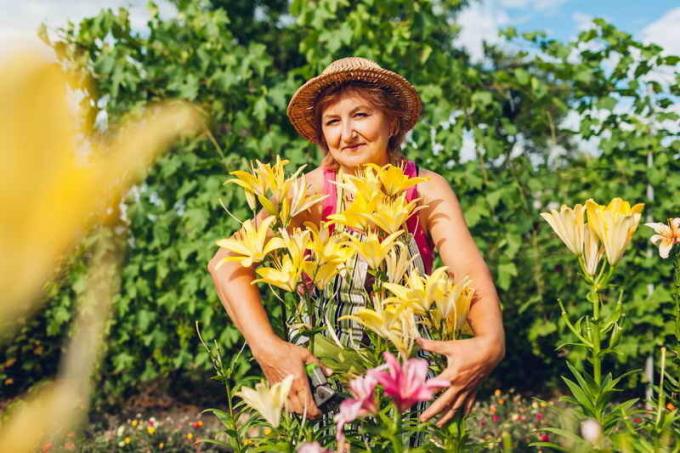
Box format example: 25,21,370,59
334,374,378,448
369,351,448,412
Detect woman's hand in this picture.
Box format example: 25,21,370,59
250,336,332,419
417,335,504,427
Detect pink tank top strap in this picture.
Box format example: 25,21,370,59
321,166,338,232
404,160,435,274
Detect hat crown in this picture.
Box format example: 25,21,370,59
321,57,381,75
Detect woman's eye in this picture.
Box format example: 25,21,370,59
355,112,367,117
325,119,338,125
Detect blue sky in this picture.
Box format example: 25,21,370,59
454,0,679,60
1,0,678,60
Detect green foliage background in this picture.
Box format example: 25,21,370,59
2,0,677,404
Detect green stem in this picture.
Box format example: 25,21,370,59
304,294,316,355
673,250,680,342
655,347,666,427
588,284,602,388
391,404,403,452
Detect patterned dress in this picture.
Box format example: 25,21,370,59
299,159,438,447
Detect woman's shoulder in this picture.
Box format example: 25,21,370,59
416,167,455,200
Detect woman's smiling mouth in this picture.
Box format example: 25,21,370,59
343,143,365,151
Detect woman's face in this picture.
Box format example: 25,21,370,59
320,91,395,173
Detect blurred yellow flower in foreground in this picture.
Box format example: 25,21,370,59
585,198,644,265
236,375,294,428
0,52,202,331
0,51,202,453
645,218,680,259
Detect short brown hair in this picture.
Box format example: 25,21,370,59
312,80,407,170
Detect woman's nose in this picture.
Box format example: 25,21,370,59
341,120,357,143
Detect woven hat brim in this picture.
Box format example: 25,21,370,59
287,67,422,145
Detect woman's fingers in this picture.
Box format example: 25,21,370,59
292,368,321,418
420,386,458,421
435,391,471,428
464,392,477,416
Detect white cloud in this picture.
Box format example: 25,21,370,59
500,0,566,12
454,0,510,62
641,7,680,56
572,11,594,31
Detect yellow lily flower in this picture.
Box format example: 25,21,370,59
585,198,644,265
253,255,301,292
362,194,423,234
384,242,415,284
645,218,680,259
282,176,329,226
340,299,416,357
215,216,284,268
253,228,309,291
433,276,475,338
236,375,294,427
345,230,403,269
540,204,586,255
327,193,380,233
334,165,383,201
365,163,428,197
226,168,265,211
303,222,354,288
383,266,450,314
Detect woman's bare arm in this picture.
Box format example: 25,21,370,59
416,169,505,426
207,167,327,416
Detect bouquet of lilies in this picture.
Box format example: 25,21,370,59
209,158,476,451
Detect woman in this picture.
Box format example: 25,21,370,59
208,57,505,429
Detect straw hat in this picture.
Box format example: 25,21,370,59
286,57,423,145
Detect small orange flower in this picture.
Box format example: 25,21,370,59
667,402,677,411
494,389,502,397
191,420,204,429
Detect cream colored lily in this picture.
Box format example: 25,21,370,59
540,204,586,255
645,218,680,259
582,228,604,276
215,216,284,268
236,375,294,427
585,198,644,265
